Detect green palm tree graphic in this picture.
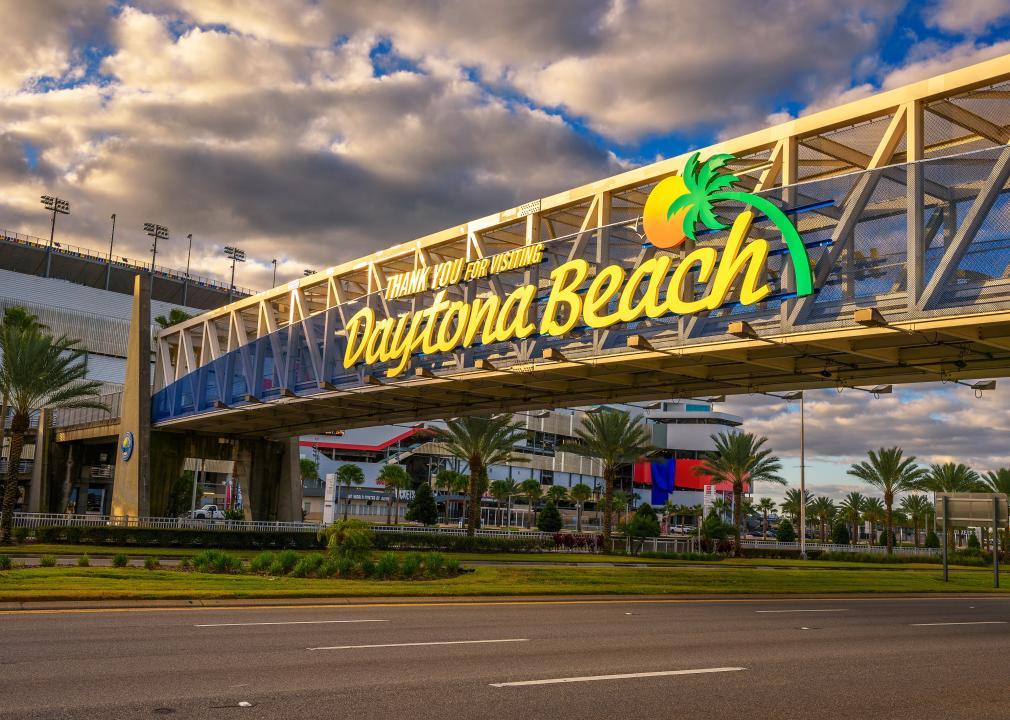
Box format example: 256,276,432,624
666,152,814,297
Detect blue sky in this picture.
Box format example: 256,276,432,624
2,1,1010,498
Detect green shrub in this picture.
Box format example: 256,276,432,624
374,552,400,579
968,532,981,550
405,483,439,525
360,557,376,577
268,549,300,575
319,558,341,578
290,554,326,578
178,558,192,570
444,558,460,575
401,552,423,579
776,519,796,543
335,556,355,577
372,531,553,553
249,552,276,573
144,556,161,571
39,555,57,568
924,530,940,548
26,525,324,550
77,554,90,567
112,553,129,568
830,521,850,545
639,551,721,561
537,500,564,533
192,550,241,574
0,555,12,571
318,519,374,561
423,552,445,578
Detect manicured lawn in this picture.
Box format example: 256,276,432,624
0,564,1004,602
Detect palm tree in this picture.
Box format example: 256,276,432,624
520,478,543,528
335,463,365,521
489,478,520,526
755,497,777,539
435,415,526,536
613,490,632,528
435,469,469,523
570,483,593,532
154,308,194,329
981,468,1010,502
900,494,932,547
920,462,982,550
662,151,813,295
0,326,104,543
862,497,885,545
546,485,569,505
377,463,410,525
839,492,866,545
700,431,785,554
810,496,836,542
0,308,48,475
781,488,813,526
848,448,925,554
558,409,652,542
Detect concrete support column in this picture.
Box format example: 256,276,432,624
231,440,254,521
276,437,302,522
26,408,50,512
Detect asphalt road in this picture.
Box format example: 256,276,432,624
2,595,1009,719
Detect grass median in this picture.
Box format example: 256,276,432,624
0,564,1005,602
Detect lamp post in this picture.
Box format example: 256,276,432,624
143,223,168,275
40,195,70,279
303,269,316,277
105,213,116,290
271,258,277,287
224,246,246,302
183,233,193,306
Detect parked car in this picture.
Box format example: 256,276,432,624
183,504,225,520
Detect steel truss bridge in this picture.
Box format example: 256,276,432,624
154,56,1010,438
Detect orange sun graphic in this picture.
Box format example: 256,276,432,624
642,175,690,249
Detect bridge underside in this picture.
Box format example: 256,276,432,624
153,57,1010,438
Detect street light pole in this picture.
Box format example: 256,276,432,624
40,195,70,279
799,392,807,560
105,213,116,290
224,246,246,302
271,258,277,287
183,233,193,306
144,222,169,275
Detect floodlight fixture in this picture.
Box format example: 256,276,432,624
40,194,71,278
144,222,169,272
224,245,246,301
304,269,317,277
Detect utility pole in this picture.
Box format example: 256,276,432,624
271,258,277,287
40,195,70,279
105,213,116,290
183,233,193,306
799,392,807,560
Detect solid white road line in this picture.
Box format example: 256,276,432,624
911,621,1007,627
195,619,389,628
489,667,746,687
755,609,848,614
309,638,529,651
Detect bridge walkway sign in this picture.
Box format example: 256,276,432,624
934,492,1008,587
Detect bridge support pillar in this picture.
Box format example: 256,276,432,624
111,274,151,518
276,437,302,523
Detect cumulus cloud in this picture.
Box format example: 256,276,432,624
926,0,1010,34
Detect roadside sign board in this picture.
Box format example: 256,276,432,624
934,492,1008,528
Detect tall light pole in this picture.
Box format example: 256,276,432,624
40,195,70,279
224,246,246,302
105,213,116,290
799,392,806,560
144,223,168,275
271,258,277,287
183,233,193,306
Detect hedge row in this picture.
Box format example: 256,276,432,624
19,526,576,553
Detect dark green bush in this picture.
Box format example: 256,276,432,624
290,554,326,578
423,552,445,577
374,552,401,579
318,519,374,561
776,519,796,543
269,549,300,575
144,556,161,570
639,551,721,561
360,557,376,577
77,554,90,567
319,558,341,578
924,530,940,548
372,531,553,553
112,553,129,568
335,557,355,577
39,555,57,568
0,555,11,571
405,483,439,525
968,533,981,550
249,551,276,573
537,500,564,533
401,552,423,579
444,558,460,575
25,525,324,550
830,521,850,545
192,550,241,574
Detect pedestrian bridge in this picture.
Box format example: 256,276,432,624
152,56,1010,438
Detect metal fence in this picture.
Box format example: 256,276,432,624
738,539,939,556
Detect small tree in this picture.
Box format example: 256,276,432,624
405,483,438,526
830,521,850,545
537,499,564,532
924,530,940,548
377,464,410,525
967,532,981,551
520,478,543,528
699,509,733,553
318,518,374,561
300,457,319,484
626,503,661,555
777,518,796,543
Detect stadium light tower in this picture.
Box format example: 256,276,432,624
183,233,194,306
105,213,116,290
144,223,169,274
303,269,316,277
224,246,246,302
40,194,70,279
